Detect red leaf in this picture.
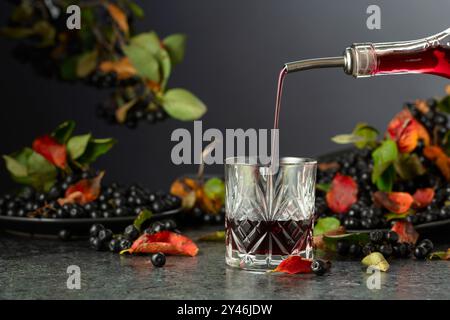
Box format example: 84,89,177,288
58,172,104,205
373,191,414,214
326,173,358,213
387,109,430,153
273,256,312,274
129,231,199,256
391,220,419,244
32,135,67,169
412,188,435,209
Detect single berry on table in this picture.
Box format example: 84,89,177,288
151,252,166,267
58,229,71,241
414,246,429,260
91,238,104,251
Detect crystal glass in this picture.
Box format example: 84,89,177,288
225,157,317,271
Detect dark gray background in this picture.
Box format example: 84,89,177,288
1,0,450,193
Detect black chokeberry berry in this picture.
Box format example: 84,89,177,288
348,243,362,257
124,225,140,241
91,238,104,251
414,246,428,260
119,239,132,251
369,230,384,244
98,229,113,242
311,259,329,276
336,241,349,256
58,229,71,241
385,231,399,244
90,224,105,237
418,239,434,252
362,243,376,256
151,252,166,267
379,244,393,258
108,239,121,253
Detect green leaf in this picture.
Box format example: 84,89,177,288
163,33,187,65
372,139,398,183
437,95,450,113
158,48,172,90
204,177,225,202
133,209,153,232
313,217,341,236
60,56,79,81
3,148,33,185
77,138,116,165
316,183,331,192
199,231,225,242
3,155,28,178
331,122,378,149
394,153,426,180
67,134,92,160
124,43,160,82
130,31,161,55
125,1,145,18
322,233,370,251
331,134,362,144
162,88,207,121
375,164,395,192
51,120,75,144
129,32,172,88
27,151,57,191
384,210,413,221
76,50,98,78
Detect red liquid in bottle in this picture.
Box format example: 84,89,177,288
376,46,450,78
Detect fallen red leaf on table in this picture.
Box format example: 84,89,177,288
326,173,358,214
373,191,414,214
32,135,67,169
412,188,435,209
391,220,419,245
58,172,104,205
127,231,199,257
272,256,312,274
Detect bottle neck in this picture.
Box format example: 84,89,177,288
346,28,450,77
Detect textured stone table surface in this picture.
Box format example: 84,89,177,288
0,227,449,300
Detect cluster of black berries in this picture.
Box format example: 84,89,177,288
316,145,450,229
0,172,181,221
86,71,141,89
89,220,175,267
96,97,168,129
335,230,434,260
181,206,225,226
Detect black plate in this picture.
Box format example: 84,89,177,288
317,148,450,235
0,207,181,238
